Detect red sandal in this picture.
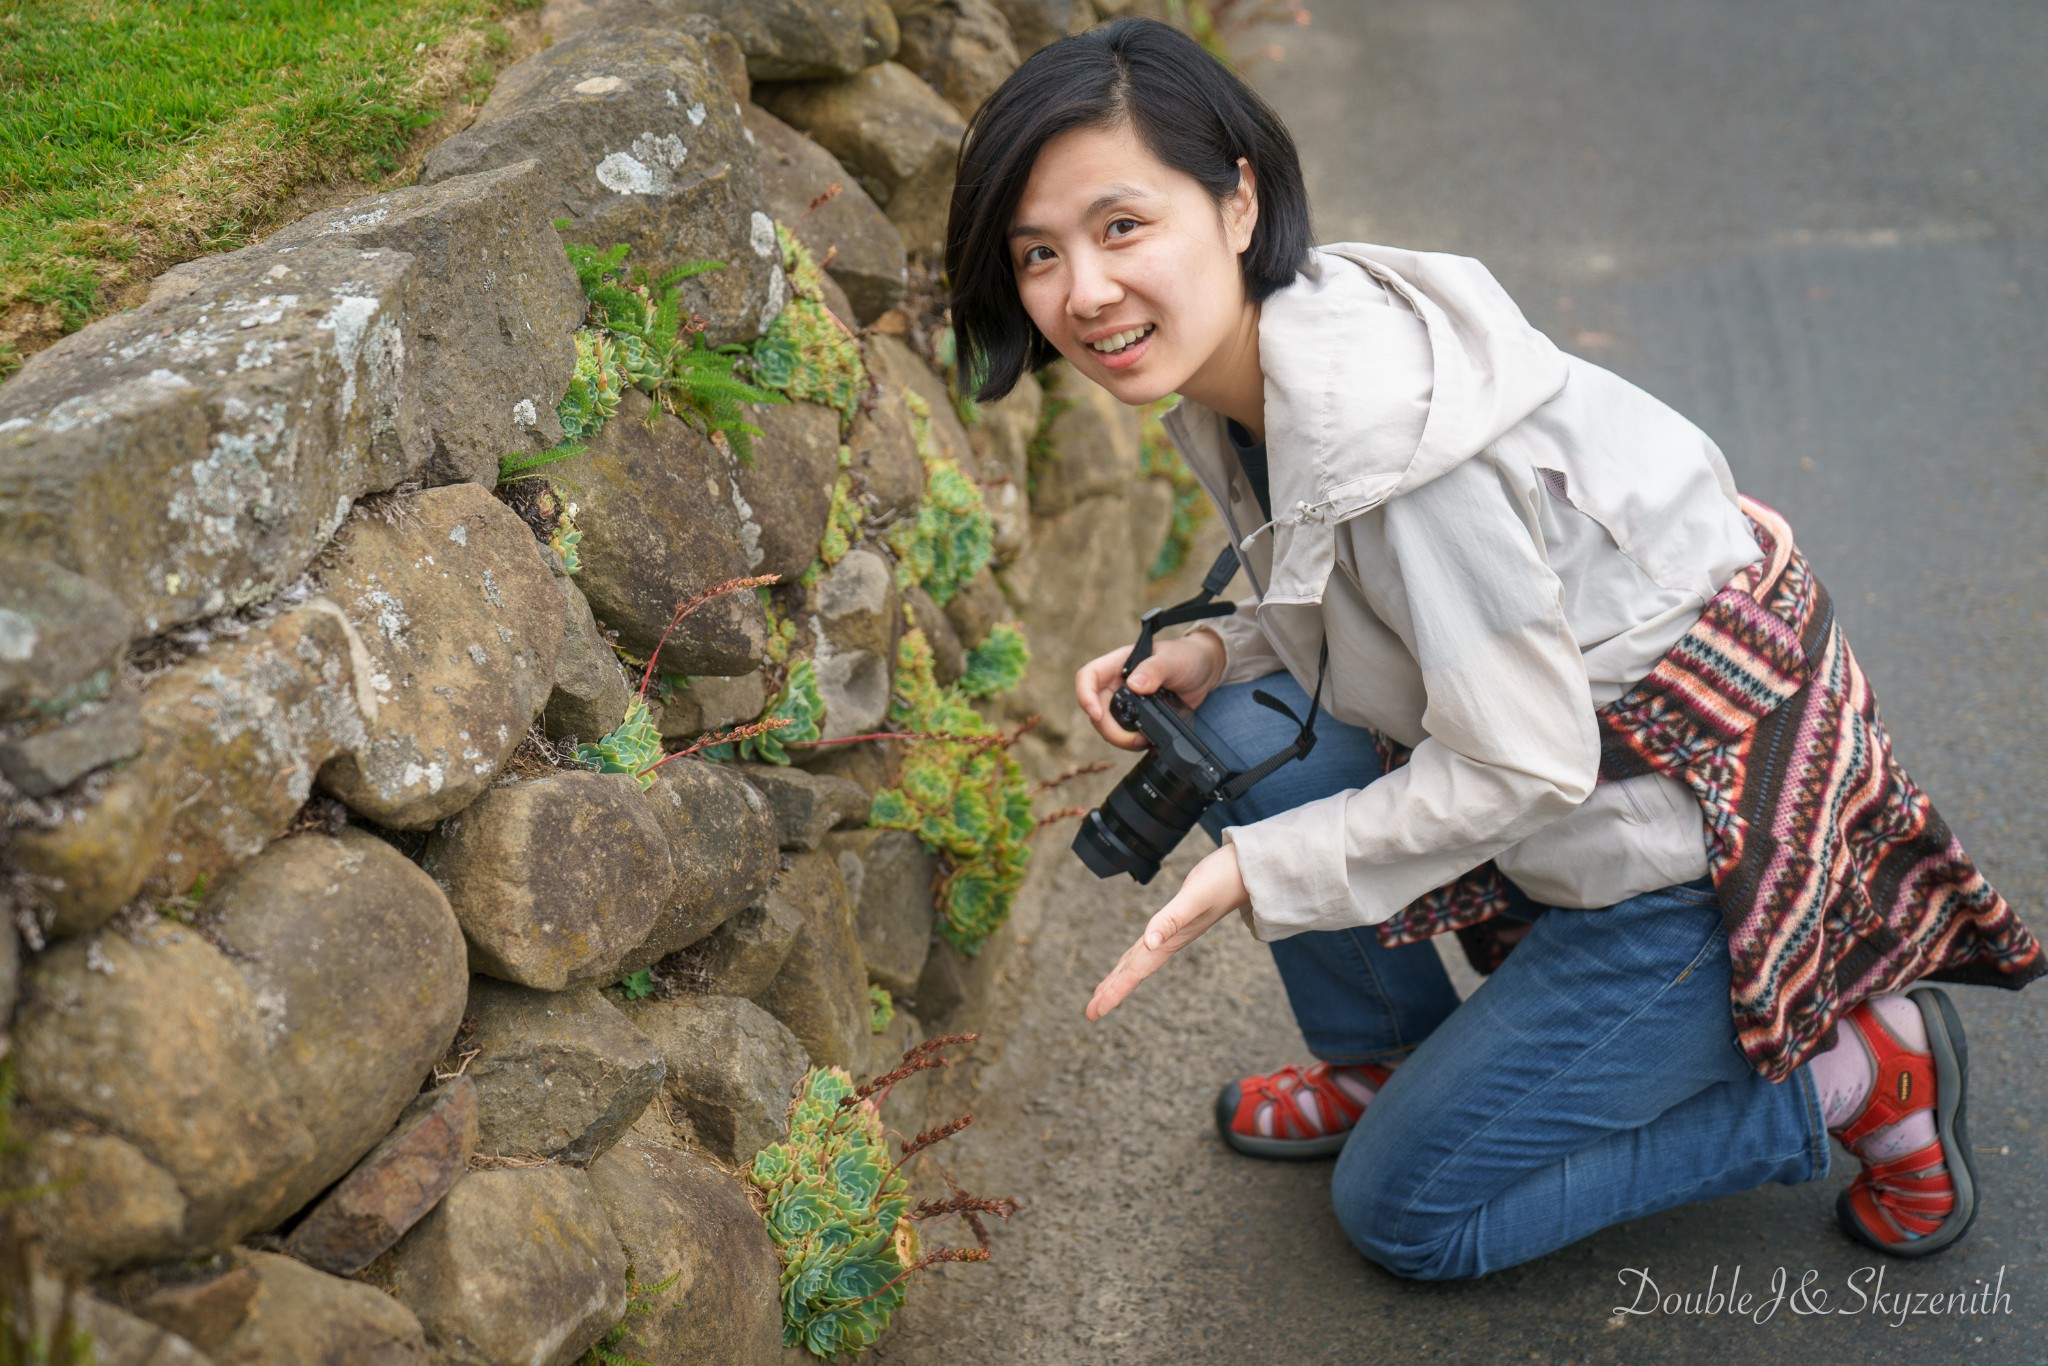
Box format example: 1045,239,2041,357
1214,1059,1402,1159
1830,986,1979,1257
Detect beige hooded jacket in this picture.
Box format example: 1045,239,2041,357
1163,242,1764,941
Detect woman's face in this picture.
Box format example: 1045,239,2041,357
1007,121,1257,408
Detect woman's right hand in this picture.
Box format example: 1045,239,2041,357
1074,630,1229,752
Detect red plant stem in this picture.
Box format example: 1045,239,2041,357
636,574,781,697
641,716,797,775
1033,806,1088,830
1034,761,1112,794
783,729,960,750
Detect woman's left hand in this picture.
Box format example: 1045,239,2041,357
1085,843,1251,1021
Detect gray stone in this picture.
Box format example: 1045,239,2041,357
744,104,907,323
570,390,769,677
282,1078,479,1276
825,826,937,997
904,584,964,684
652,669,767,739
792,733,901,798
120,1260,260,1353
318,484,565,828
0,909,16,1055
421,770,672,990
12,921,316,1272
992,0,1089,54
542,577,633,746
754,849,869,1068
0,239,426,639
585,1134,785,1364
457,980,665,1164
0,559,132,722
865,0,903,63
0,694,141,797
844,377,928,520
421,25,780,346
943,564,1011,648
736,762,873,849
733,397,845,582
256,161,582,488
896,0,1021,117
680,13,752,100
756,62,966,257
968,366,1041,488
809,545,899,740
25,1271,212,1365
206,829,470,1227
668,890,807,998
212,1251,429,1365
995,493,1145,744
619,994,810,1163
868,333,978,475
11,1129,189,1273
559,0,871,81
8,600,367,937
1029,359,1142,516
910,936,975,1021
622,757,779,970
366,1167,627,1366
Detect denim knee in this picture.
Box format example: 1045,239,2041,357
1331,1142,1481,1282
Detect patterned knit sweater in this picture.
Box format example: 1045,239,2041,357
1369,497,2044,1083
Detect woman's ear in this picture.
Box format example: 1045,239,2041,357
1225,156,1260,254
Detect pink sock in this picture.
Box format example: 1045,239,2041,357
1808,994,1940,1163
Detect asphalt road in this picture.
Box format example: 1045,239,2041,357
879,4,2048,1362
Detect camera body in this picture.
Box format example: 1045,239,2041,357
1071,683,1256,885
1069,545,1326,886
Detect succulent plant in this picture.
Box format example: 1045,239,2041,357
749,1069,916,1359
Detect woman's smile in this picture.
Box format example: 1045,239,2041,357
1089,322,1156,368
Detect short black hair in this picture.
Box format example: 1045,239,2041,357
944,16,1314,403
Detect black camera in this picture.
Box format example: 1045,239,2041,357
1071,546,1328,885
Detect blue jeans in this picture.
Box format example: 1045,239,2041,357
1193,672,1833,1281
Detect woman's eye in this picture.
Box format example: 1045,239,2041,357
1108,217,1140,239
1022,244,1054,266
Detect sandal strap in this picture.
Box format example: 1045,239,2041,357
1833,1001,1939,1151
1234,1061,1387,1140
1845,1136,1958,1243
1846,1171,1953,1241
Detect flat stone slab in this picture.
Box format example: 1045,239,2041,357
283,1077,479,1275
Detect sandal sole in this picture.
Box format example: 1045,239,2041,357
1834,985,1980,1258
1214,1081,1353,1160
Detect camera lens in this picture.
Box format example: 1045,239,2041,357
1069,744,1214,884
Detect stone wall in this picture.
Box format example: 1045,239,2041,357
0,0,1202,1361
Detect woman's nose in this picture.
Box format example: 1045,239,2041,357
1065,249,1124,319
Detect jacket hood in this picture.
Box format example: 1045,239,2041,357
1161,241,1569,604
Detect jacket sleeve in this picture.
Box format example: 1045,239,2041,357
1219,456,1601,939
1185,599,1287,687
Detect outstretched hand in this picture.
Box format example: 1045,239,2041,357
1085,842,1251,1021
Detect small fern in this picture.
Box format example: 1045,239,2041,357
577,1267,683,1366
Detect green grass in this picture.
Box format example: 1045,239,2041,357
0,0,541,368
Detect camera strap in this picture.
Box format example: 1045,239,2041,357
1221,636,1327,801
1134,545,1329,802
